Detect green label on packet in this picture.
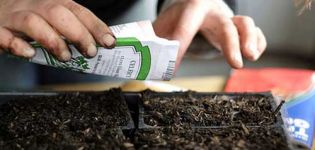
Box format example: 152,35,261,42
116,37,151,80
30,37,152,80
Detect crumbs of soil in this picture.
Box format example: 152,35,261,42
0,89,133,149
0,128,133,150
143,93,277,126
132,126,290,150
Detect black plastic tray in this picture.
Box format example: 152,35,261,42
0,90,297,149
123,91,296,150
135,91,284,128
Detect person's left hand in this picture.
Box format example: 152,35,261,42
154,0,267,69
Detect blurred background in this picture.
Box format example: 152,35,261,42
1,0,315,89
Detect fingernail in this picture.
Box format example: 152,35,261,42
60,50,71,61
23,47,36,57
233,52,243,68
102,34,116,48
249,43,259,60
87,43,97,57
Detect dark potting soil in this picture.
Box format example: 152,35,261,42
0,90,289,149
143,93,278,127
0,89,133,149
0,128,132,150
132,126,290,150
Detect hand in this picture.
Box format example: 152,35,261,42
154,0,267,69
0,0,116,61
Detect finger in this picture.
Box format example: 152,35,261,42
220,21,243,69
201,30,222,51
4,11,71,61
202,18,243,69
232,16,259,61
38,4,97,57
256,27,267,55
64,1,116,49
0,27,35,58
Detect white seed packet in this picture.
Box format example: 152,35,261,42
30,21,179,80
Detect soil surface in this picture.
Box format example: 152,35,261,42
133,126,290,150
0,89,133,149
143,93,277,127
0,90,289,149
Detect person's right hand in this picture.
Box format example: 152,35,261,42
0,0,116,61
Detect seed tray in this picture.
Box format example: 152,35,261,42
0,90,296,150
137,91,283,128
123,91,294,149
